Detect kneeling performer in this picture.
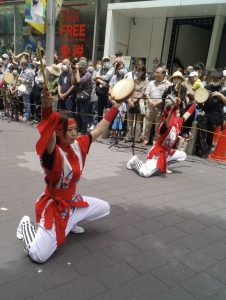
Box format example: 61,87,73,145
127,99,196,177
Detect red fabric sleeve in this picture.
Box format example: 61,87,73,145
36,111,61,156
42,146,63,186
41,107,53,120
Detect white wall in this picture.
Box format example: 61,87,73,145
128,17,166,72
104,11,130,56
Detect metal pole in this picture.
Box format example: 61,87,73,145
13,5,20,54
92,0,101,61
46,0,55,65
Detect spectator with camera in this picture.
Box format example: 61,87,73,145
95,56,115,123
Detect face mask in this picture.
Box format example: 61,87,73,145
117,69,125,76
2,60,8,65
62,65,69,72
87,66,94,73
103,62,110,68
20,65,26,70
49,74,55,81
13,70,18,75
211,81,221,87
135,71,143,78
96,64,101,70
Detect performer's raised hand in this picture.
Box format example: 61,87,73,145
41,88,53,108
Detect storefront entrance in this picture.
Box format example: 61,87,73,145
167,17,214,72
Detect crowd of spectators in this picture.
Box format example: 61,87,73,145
0,48,226,158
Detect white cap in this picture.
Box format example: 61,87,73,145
2,53,9,60
223,70,226,77
188,71,198,77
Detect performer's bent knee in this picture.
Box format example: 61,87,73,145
28,248,52,264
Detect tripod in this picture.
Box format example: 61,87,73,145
109,112,147,155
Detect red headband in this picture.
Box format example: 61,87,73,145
57,118,76,130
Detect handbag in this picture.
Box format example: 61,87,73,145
76,90,90,101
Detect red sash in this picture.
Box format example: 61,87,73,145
36,186,89,246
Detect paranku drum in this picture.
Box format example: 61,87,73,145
194,88,209,104
110,78,134,103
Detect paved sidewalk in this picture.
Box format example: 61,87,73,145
1,118,226,300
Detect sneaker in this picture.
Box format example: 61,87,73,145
70,225,85,234
89,124,95,131
16,215,30,240
127,155,137,170
22,116,28,122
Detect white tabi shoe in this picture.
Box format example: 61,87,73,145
126,155,137,170
16,215,31,240
166,168,172,174
70,225,85,234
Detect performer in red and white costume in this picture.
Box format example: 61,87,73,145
16,90,121,263
127,99,196,177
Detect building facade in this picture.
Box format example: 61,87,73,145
104,0,226,72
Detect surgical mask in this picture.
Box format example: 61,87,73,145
87,66,94,73
61,65,69,72
117,69,125,76
135,71,143,78
12,70,18,75
96,64,101,70
103,62,110,68
211,81,221,87
2,59,8,65
49,74,55,81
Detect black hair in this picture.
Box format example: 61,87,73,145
137,65,147,81
210,70,223,79
56,111,77,144
194,62,205,71
115,50,122,57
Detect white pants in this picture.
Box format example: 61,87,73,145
27,196,110,263
133,150,186,177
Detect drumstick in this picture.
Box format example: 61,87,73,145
37,47,48,89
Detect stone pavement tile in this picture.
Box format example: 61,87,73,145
89,217,121,233
133,219,165,234
149,241,191,262
172,198,198,209
27,289,63,300
198,226,226,242
101,241,141,263
52,240,90,263
204,289,226,300
92,273,168,300
152,261,195,287
179,251,217,273
151,286,196,300
0,242,26,266
180,272,226,299
56,275,106,300
79,233,117,252
70,251,113,275
108,224,142,241
0,263,80,300
95,261,139,289
175,219,206,234
107,204,127,217
197,241,226,261
130,233,166,252
207,260,226,285
193,213,221,226
208,199,226,209
155,226,187,242
155,212,185,226
112,212,143,226
179,233,213,251
132,206,166,219
125,249,168,273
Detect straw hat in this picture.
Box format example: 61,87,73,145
170,70,184,81
46,64,61,77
